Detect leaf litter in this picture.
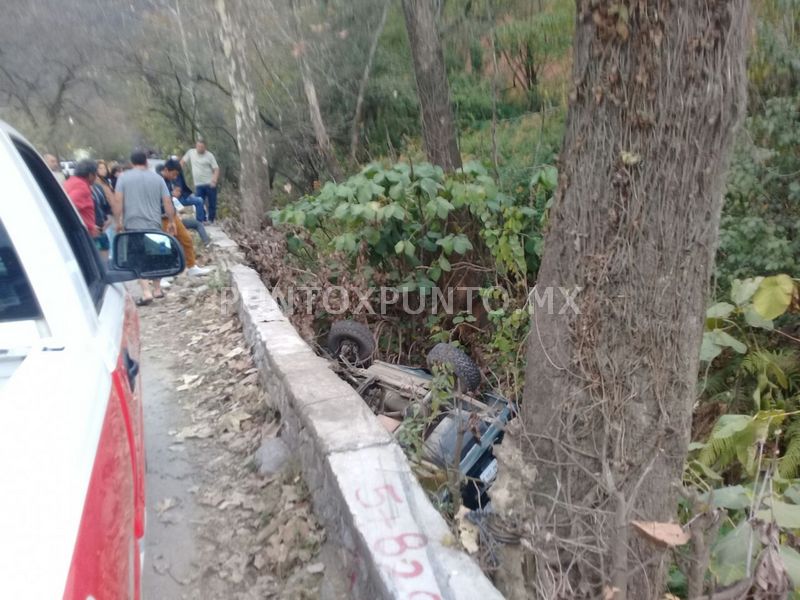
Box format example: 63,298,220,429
139,270,326,599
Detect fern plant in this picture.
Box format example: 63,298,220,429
698,410,787,476
780,419,800,479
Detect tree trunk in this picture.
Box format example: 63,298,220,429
174,0,198,132
215,0,270,229
510,2,749,598
291,0,343,181
350,0,391,164
401,0,462,171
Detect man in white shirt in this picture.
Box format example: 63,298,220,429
45,153,65,184
181,137,220,223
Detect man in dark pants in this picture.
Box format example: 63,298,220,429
181,137,219,222
161,159,206,222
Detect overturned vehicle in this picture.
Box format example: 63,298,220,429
323,321,515,510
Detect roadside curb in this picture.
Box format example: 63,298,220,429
205,225,502,600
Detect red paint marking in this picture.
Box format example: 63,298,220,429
375,533,428,557
363,505,400,527
355,484,442,596
355,484,403,508
389,559,424,578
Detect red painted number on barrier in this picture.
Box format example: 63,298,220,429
368,505,399,528
389,559,424,578
375,533,428,557
356,484,440,597
355,484,403,508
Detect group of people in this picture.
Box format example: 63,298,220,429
50,138,222,305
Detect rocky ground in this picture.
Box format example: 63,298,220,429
138,266,328,599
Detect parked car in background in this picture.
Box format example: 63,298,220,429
60,159,76,177
0,121,185,599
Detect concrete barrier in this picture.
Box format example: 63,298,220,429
207,226,503,600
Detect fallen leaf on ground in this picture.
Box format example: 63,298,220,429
156,497,180,515
226,347,245,359
306,562,325,574
223,409,253,432
455,507,480,554
631,520,690,547
176,424,214,440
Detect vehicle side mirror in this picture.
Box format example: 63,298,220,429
105,231,186,283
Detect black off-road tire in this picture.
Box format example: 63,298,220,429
426,343,481,392
327,321,375,366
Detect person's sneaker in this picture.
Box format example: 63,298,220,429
186,265,213,277
160,278,172,289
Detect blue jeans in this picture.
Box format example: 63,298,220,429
181,218,210,245
195,185,217,222
179,194,206,222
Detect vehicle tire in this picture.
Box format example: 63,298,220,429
327,320,375,366
426,343,481,392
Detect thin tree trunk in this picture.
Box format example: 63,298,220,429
489,24,500,180
401,0,462,171
215,0,270,229
174,0,198,132
350,0,390,164
508,2,750,598
291,0,343,181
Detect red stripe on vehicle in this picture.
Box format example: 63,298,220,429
63,385,137,600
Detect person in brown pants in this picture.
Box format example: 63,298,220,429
161,215,211,277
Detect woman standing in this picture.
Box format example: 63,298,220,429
93,160,115,258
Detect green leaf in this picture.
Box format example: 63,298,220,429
333,233,357,253
419,177,439,201
713,414,753,439
439,256,451,272
357,182,374,203
435,197,454,220
436,236,455,255
389,183,405,200
707,302,736,319
700,333,723,362
452,235,473,255
333,202,350,219
543,165,558,189
708,485,751,510
784,483,800,505
690,460,723,482
757,499,800,528
752,274,796,320
711,521,758,586
779,545,800,588
731,277,764,306
744,308,774,330
394,240,406,255
708,330,748,354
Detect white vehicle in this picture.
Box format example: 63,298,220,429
0,122,184,598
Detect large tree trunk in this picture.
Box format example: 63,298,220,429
401,0,462,171
506,2,749,598
215,0,270,229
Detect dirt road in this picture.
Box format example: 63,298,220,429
136,272,326,599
